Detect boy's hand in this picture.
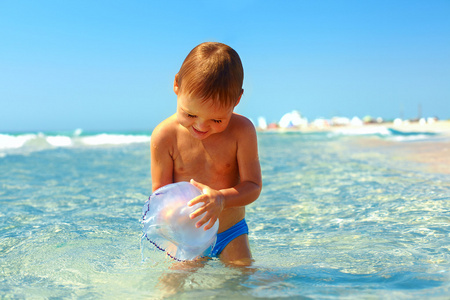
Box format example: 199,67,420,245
188,179,224,231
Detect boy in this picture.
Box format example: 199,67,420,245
151,42,262,266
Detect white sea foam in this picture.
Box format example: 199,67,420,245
388,134,437,142
46,135,73,147
334,126,391,136
0,133,37,149
74,128,83,136
332,126,442,142
0,131,151,157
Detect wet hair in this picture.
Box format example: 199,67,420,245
176,42,244,107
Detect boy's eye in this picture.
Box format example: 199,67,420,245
187,114,196,118
213,119,222,124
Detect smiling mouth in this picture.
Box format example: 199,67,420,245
192,127,208,135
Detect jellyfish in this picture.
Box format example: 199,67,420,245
141,181,219,261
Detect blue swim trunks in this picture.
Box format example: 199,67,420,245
211,219,248,257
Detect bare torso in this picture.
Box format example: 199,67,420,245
166,114,246,232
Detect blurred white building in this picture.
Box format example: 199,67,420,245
257,117,268,130
350,116,363,126
279,111,308,128
331,117,350,126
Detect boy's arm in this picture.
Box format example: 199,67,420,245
219,118,262,207
150,121,175,192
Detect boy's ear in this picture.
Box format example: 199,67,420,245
234,89,243,107
173,74,180,95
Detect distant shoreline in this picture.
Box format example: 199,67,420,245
258,120,450,136
333,120,450,175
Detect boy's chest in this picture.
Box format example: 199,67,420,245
173,139,238,183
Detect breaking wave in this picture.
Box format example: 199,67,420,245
0,129,151,157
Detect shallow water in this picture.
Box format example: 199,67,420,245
1,131,449,299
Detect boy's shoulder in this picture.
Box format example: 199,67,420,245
228,113,256,135
151,114,178,144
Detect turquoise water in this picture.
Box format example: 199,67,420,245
1,130,449,298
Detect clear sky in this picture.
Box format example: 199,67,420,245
1,0,449,132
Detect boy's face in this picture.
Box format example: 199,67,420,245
176,93,235,140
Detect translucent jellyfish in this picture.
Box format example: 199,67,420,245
141,182,219,261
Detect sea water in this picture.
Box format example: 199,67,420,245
1,129,449,299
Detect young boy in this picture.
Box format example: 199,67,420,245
151,42,262,266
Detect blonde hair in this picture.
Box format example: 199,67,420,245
176,42,244,107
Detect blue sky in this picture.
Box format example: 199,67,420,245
1,0,449,132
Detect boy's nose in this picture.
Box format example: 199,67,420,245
196,120,209,130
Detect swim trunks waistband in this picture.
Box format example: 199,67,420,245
211,219,248,257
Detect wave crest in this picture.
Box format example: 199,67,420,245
0,131,151,157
